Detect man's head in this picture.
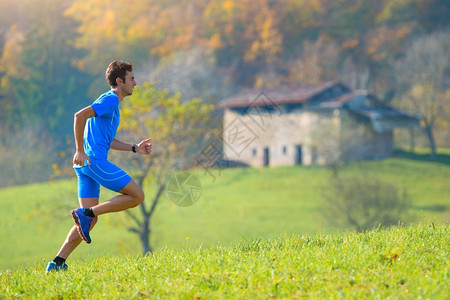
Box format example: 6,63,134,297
105,60,136,97
105,60,133,88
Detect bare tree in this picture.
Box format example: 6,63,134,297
395,30,450,158
323,174,410,232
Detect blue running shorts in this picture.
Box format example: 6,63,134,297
74,160,132,198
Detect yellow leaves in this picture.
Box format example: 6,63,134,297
222,0,235,12
102,10,117,38
410,84,426,99
209,33,224,50
245,41,260,62
366,25,412,61
65,0,158,70
243,8,282,63
126,16,153,41
0,24,27,79
0,77,9,90
309,0,325,12
261,18,282,59
51,163,62,177
376,0,416,23
121,107,133,118
119,83,213,150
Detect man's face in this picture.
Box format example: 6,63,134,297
121,71,137,96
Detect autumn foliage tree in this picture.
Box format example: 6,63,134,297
1,0,450,187
110,83,213,253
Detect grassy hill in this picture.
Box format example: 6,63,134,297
0,152,449,271
1,224,448,299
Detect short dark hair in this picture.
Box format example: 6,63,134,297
105,61,133,87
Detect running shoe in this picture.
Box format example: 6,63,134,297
45,261,68,275
71,208,92,243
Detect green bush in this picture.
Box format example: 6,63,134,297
323,174,411,231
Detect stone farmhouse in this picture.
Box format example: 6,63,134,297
218,81,420,167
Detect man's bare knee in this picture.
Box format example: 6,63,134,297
120,180,145,207
131,189,144,207
126,187,144,207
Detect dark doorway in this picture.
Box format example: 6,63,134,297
296,145,302,165
263,147,270,166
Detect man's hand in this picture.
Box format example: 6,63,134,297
73,151,91,166
136,138,152,155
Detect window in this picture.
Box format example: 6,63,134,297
283,146,287,155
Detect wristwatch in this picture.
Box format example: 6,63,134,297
132,144,137,153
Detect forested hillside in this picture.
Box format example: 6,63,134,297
0,0,449,186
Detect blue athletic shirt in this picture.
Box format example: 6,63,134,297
83,90,120,162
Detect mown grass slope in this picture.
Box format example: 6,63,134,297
1,224,448,299
0,152,449,270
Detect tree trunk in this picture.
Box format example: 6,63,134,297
409,128,415,152
424,125,437,159
138,181,166,255
141,217,152,254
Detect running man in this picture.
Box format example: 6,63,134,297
46,61,152,274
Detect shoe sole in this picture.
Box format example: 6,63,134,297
71,209,91,244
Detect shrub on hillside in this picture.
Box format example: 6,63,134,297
322,174,411,232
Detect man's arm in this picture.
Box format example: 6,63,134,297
73,106,96,166
111,138,152,155
110,139,133,152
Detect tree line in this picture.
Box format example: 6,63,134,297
0,0,449,186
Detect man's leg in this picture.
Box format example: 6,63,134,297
57,197,99,259
90,180,144,216
46,197,99,274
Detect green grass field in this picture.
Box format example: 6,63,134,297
1,224,448,299
0,151,449,273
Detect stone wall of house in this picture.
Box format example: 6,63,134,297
348,125,394,159
222,108,342,167
338,114,394,161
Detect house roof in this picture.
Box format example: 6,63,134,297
218,80,345,109
218,81,421,131
320,90,365,108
